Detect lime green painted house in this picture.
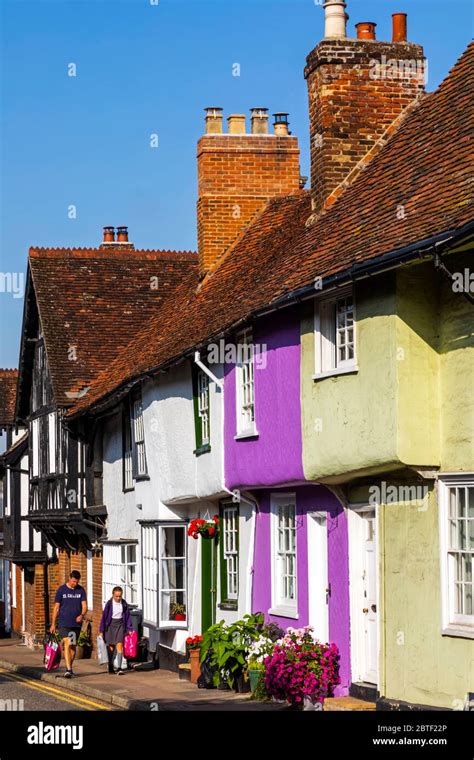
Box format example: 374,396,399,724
299,36,473,708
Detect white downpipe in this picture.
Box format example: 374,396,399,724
194,351,223,389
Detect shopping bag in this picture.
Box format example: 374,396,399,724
96,635,109,665
124,630,138,659
44,634,62,672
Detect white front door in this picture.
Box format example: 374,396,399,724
362,513,378,684
307,512,329,642
349,508,378,685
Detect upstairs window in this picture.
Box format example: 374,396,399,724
314,287,357,378
193,366,210,454
235,329,256,437
131,389,148,479
122,401,134,491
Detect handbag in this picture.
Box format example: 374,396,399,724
96,635,109,665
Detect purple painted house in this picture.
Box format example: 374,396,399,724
224,307,350,695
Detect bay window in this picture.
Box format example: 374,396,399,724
439,477,474,636
314,287,357,378
141,522,187,629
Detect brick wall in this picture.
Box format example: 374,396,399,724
305,39,425,214
197,133,300,278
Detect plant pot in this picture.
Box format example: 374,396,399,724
233,673,251,693
174,613,186,621
76,644,91,660
189,648,201,684
217,677,231,691
248,668,262,693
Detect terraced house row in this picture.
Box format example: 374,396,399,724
0,3,472,710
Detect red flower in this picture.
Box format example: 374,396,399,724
208,526,215,536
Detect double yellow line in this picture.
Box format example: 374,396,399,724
0,668,113,711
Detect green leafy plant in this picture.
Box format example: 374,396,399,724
77,629,91,647
170,602,186,617
200,613,264,689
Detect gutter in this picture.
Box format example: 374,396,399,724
194,351,223,389
70,220,474,419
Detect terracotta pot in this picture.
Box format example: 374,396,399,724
189,648,201,684
76,644,91,660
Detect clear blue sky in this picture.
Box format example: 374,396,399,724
0,0,472,368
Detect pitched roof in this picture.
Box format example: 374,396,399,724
68,41,473,414
19,247,197,409
0,369,19,426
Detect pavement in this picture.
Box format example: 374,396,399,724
0,638,283,711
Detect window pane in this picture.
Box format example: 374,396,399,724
459,488,466,518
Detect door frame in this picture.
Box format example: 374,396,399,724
348,504,380,686
307,511,329,642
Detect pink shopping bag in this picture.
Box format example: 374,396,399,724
44,636,62,671
124,630,138,659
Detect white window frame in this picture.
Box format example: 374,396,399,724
132,394,147,478
102,542,138,608
235,328,257,438
142,526,158,627
31,417,39,477
158,523,187,629
11,564,16,608
314,286,357,379
270,493,298,618
222,504,239,601
48,412,57,475
0,562,4,603
439,475,474,638
123,404,133,491
197,370,210,445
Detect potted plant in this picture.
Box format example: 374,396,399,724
200,613,263,691
246,632,277,695
76,628,92,660
170,602,186,621
263,626,340,709
186,635,203,684
188,515,219,540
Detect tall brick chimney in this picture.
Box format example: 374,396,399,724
305,3,426,217
197,108,300,279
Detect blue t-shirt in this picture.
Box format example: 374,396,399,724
55,584,87,628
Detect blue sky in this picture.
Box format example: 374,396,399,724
0,0,472,368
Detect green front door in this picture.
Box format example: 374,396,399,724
201,537,217,632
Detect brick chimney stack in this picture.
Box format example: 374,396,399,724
197,108,300,279
305,3,426,217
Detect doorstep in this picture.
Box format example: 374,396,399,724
0,639,283,711
324,696,376,711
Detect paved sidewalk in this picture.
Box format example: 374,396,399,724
0,639,283,711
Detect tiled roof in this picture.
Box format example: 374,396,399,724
68,41,472,414
27,247,197,406
0,369,19,426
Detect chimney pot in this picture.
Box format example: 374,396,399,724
116,226,129,243
356,22,377,40
273,113,290,136
103,226,115,243
323,1,348,39
227,114,246,134
250,108,269,135
392,13,407,42
204,107,223,134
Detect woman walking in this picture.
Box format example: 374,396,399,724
99,586,134,675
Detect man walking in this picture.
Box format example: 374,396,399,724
50,570,87,678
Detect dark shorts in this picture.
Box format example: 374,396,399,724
58,627,81,644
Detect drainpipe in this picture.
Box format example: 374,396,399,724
194,351,223,389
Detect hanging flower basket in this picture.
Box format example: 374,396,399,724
188,516,219,540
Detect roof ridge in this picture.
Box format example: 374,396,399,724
0,368,18,374
29,246,197,257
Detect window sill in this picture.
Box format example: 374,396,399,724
194,443,211,457
158,622,188,630
313,365,358,381
234,429,259,441
441,624,474,640
218,601,238,611
134,474,150,482
123,487,135,494
268,606,299,620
